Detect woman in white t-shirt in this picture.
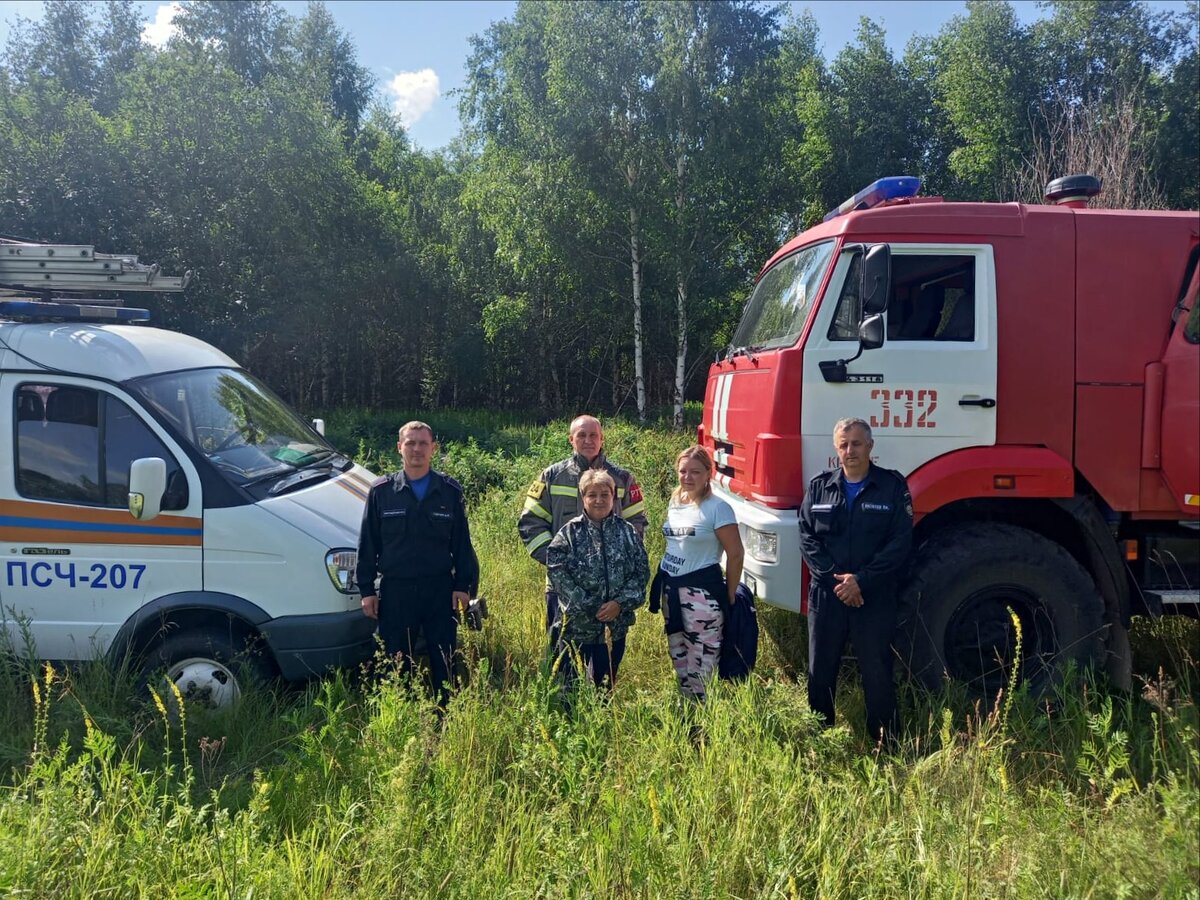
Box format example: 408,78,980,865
655,445,745,700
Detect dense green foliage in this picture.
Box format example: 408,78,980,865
1,0,1196,419
1,413,1198,896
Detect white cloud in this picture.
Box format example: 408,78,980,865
142,3,182,49
385,69,440,128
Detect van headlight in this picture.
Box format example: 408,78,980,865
325,549,358,594
746,528,778,564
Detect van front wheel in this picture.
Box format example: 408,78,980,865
146,626,276,708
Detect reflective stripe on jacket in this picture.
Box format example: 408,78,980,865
518,452,647,565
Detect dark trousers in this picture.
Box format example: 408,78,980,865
556,636,627,691
379,576,457,705
547,590,626,690
807,589,899,743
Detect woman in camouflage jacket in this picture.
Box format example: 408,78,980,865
547,469,650,689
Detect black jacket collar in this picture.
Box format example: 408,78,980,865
391,468,444,495
830,463,880,492
572,451,607,471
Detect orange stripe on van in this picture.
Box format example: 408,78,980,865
0,499,203,546
335,477,369,501
0,527,203,546
345,471,373,490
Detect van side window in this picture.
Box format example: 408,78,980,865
103,395,189,509
828,253,976,342
15,385,187,509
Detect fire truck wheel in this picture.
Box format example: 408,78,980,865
143,626,277,709
897,522,1106,695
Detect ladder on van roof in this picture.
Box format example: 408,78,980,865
0,237,191,294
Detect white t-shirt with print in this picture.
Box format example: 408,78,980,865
660,492,737,577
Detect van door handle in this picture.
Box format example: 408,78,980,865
959,397,996,408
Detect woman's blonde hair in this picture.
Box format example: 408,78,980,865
579,468,616,497
672,445,714,505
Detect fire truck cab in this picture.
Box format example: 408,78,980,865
702,177,1199,692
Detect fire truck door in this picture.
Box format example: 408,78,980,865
1159,268,1199,516
801,244,999,479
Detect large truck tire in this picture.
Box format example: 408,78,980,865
143,625,277,709
897,522,1106,695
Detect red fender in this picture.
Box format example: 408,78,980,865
907,446,1075,520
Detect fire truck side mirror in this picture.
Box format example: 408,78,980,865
858,313,885,350
861,244,892,315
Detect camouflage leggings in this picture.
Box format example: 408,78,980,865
667,586,724,701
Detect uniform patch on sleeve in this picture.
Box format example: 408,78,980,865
903,490,913,518
627,481,643,505
527,480,546,500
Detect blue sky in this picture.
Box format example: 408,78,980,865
0,1,1191,151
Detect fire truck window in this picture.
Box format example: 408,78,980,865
731,240,835,351
103,396,188,509
886,256,976,342
16,385,101,503
827,255,863,340
15,385,186,509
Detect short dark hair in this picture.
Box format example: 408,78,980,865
398,421,434,441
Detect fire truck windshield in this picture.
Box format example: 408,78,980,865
731,240,835,352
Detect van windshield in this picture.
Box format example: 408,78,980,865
731,240,835,352
131,368,336,484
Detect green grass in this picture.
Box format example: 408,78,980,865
1,412,1197,897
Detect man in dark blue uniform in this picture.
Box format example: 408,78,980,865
800,416,912,744
356,421,478,704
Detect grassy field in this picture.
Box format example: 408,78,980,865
1,411,1198,898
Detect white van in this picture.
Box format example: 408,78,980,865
0,255,377,705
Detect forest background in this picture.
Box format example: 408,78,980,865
0,0,1197,426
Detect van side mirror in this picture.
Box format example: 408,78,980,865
859,313,885,350
128,457,167,520
862,244,891,315
312,418,325,436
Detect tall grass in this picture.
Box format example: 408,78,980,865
1,412,1197,897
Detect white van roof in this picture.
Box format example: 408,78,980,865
0,321,238,381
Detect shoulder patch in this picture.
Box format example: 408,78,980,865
626,481,643,505
527,480,547,500
372,475,390,487
903,489,914,518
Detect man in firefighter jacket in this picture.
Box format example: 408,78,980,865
518,415,648,649
800,416,912,745
357,421,479,705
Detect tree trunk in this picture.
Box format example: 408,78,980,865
674,271,688,429
629,202,646,421
672,142,689,430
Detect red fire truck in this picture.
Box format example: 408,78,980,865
701,176,1199,693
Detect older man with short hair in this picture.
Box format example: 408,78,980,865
799,417,913,744
518,415,647,651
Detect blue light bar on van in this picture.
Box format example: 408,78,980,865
822,176,922,222
0,300,151,322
